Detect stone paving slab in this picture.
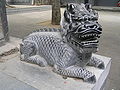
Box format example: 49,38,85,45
0,53,111,90
0,71,37,90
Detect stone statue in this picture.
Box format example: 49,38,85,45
20,3,104,83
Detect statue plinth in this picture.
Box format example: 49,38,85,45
0,53,111,90
19,54,111,90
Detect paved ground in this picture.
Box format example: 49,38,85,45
97,11,120,90
3,6,120,90
7,8,52,38
0,72,37,90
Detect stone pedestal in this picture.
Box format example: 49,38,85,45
0,52,111,90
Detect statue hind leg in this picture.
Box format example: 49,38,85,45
53,65,96,83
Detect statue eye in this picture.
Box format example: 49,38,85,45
68,4,76,14
70,4,75,9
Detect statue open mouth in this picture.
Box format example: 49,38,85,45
80,33,100,47
72,28,102,48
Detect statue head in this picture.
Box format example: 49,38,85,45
61,3,102,53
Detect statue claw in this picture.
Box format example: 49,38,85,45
84,75,96,84
97,62,105,69
63,76,67,79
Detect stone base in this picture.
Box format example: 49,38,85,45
0,53,111,90
0,37,21,62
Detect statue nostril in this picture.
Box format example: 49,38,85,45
89,25,94,28
98,27,102,31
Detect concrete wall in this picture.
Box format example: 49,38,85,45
60,0,119,7
60,0,84,6
94,0,119,6
6,0,119,6
60,0,95,6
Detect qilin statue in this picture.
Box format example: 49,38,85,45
20,3,104,83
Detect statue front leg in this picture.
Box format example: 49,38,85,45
53,65,96,83
20,55,48,67
87,56,105,69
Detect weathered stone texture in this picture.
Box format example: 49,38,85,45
0,0,9,41
51,0,61,25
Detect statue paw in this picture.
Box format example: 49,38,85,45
97,62,105,69
84,75,96,84
62,76,67,79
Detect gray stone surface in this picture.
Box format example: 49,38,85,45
0,52,111,90
0,72,37,90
